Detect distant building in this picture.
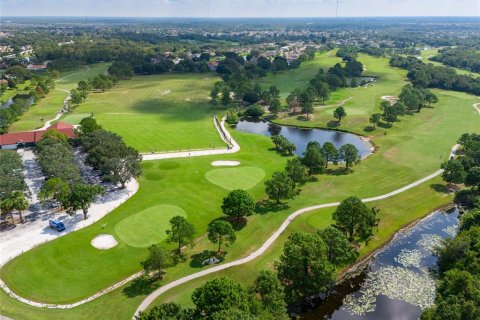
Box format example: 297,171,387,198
0,122,76,150
26,64,48,72
207,61,219,72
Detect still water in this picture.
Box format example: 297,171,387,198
235,119,373,158
302,208,459,320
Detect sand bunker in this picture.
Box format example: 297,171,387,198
381,95,399,105
159,89,171,95
211,160,241,167
91,234,118,250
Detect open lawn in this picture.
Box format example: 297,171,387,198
205,166,266,190
8,63,110,132
64,74,225,152
0,80,31,104
255,51,342,99
1,56,479,320
272,52,408,134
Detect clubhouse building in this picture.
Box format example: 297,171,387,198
0,122,76,150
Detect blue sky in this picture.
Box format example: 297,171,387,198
1,0,479,17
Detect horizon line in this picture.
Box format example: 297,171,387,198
2,15,480,19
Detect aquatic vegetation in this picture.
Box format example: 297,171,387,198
394,249,423,268
343,266,436,315
417,234,444,252
442,225,458,237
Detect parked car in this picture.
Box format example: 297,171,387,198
49,219,65,232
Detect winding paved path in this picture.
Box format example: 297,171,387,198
1,99,476,315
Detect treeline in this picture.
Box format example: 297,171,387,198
420,209,480,320
36,130,103,220
389,55,480,95
0,151,28,224
0,66,57,133
78,117,142,188
441,133,480,209
337,45,385,59
423,132,480,319
430,47,480,73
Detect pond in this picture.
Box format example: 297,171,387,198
235,118,374,158
300,208,459,320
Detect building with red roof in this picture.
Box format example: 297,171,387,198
0,122,76,150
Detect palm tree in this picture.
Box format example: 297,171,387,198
0,198,15,224
11,191,29,224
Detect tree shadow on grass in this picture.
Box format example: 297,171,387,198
122,275,161,298
324,167,351,176
377,121,392,129
363,126,375,132
327,121,340,128
430,183,449,194
190,250,226,268
210,216,247,231
255,199,289,215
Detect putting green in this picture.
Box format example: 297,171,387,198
205,166,266,190
114,204,187,248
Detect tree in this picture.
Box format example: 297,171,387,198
299,91,314,119
317,226,358,266
465,167,480,187
269,86,280,98
0,150,26,200
221,190,255,221
79,117,102,134
301,142,326,175
10,190,29,223
441,159,466,186
264,171,297,204
285,158,308,185
317,82,331,104
141,244,173,279
101,148,142,188
245,105,264,118
339,144,360,169
332,196,377,241
333,106,347,123
136,302,182,320
268,98,281,115
221,88,232,106
68,184,104,219
192,277,249,318
166,216,196,254
251,270,287,319
207,220,236,252
425,91,438,107
383,105,399,124
0,197,15,223
39,178,70,208
322,142,339,168
345,59,364,77
275,232,335,303
369,113,382,129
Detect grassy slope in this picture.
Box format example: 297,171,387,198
65,74,225,152
1,56,479,319
8,63,110,132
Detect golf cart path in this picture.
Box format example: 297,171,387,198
473,102,480,115
142,115,239,160
2,100,476,311
0,153,453,310
315,97,353,109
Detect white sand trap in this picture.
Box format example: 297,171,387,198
211,160,241,167
91,234,118,250
159,89,171,96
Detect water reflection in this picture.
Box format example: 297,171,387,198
235,119,373,158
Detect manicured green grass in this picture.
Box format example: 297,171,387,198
68,74,225,152
8,63,110,132
272,52,408,134
57,113,91,125
114,205,187,248
255,51,342,99
1,56,478,319
205,166,265,190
